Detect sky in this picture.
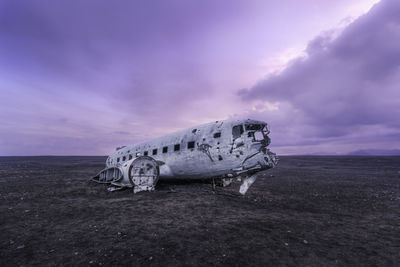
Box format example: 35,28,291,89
0,0,399,156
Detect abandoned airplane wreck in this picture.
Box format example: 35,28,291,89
92,118,278,195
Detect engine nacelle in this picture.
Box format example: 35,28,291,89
92,156,160,193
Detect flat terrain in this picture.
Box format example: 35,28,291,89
0,156,399,266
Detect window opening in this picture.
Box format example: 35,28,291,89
245,124,264,131
144,151,148,156
213,132,221,138
174,144,180,151
187,141,195,149
232,125,244,139
122,156,126,161
152,149,158,155
162,146,168,153
245,124,269,143
254,131,264,141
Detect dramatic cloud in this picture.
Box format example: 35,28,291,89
239,0,400,154
0,0,387,155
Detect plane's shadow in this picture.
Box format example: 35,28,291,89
156,178,211,189
155,178,243,197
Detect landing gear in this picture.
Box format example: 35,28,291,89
211,176,257,195
222,178,233,187
212,177,233,189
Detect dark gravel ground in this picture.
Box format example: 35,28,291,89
0,156,399,266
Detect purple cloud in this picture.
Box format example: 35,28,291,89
0,0,391,155
239,0,400,154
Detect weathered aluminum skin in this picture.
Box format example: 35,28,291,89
93,118,278,194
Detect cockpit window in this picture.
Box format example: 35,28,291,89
254,131,264,141
246,124,270,143
245,124,264,131
232,125,244,139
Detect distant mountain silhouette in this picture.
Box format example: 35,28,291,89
308,152,341,156
347,149,400,156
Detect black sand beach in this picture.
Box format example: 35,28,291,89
1,156,399,266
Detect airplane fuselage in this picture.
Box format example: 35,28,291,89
105,118,277,180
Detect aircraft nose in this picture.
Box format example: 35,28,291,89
264,151,278,167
